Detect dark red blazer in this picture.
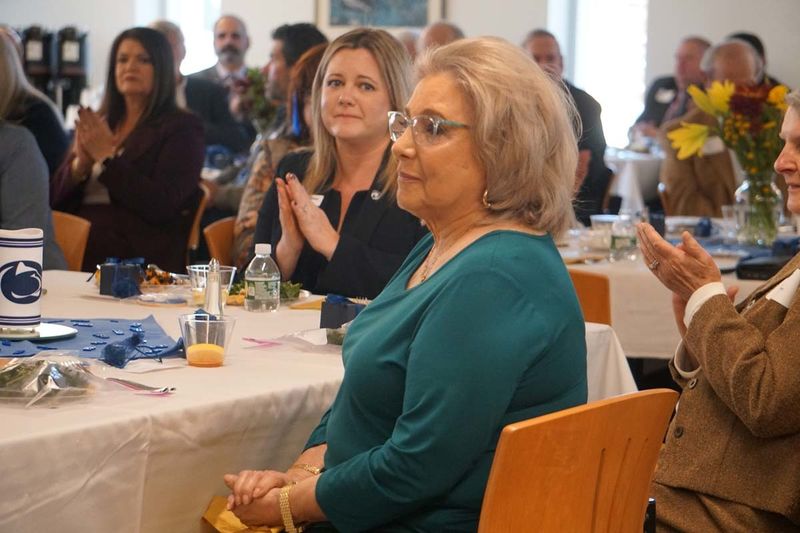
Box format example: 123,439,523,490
53,109,204,272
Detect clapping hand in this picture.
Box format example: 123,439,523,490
276,175,305,257
637,222,721,301
283,174,339,260
75,107,117,163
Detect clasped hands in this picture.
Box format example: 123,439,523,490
72,107,118,175
276,173,339,262
222,469,291,527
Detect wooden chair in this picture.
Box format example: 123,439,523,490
568,269,612,325
186,182,210,265
478,389,678,533
203,216,235,266
51,210,91,271
657,182,671,216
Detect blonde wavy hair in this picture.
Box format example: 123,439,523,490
416,37,579,236
304,27,412,196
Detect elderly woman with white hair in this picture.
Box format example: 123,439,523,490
639,91,800,531
224,36,587,532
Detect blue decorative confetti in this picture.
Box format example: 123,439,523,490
0,315,182,365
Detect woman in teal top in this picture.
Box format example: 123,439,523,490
224,36,587,532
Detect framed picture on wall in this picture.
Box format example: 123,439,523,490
315,0,445,39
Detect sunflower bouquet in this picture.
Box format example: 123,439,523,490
667,81,789,245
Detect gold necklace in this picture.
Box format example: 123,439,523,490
419,243,441,282
419,226,474,282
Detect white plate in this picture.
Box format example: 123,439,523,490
0,323,79,340
666,216,701,230
284,289,312,302
136,293,190,306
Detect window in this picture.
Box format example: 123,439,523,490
165,0,220,75
568,0,648,148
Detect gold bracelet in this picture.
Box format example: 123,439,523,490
289,463,322,476
279,482,303,533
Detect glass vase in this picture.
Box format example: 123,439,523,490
734,169,783,246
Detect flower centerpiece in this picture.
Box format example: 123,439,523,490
667,82,788,245
232,68,277,134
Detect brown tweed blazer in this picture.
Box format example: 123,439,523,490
658,108,737,217
654,252,800,525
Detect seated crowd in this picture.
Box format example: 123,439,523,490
2,12,799,532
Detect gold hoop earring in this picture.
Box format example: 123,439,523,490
482,190,493,209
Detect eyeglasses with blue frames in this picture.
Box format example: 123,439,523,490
388,111,469,145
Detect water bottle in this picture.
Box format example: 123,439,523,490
244,243,280,312
609,211,638,262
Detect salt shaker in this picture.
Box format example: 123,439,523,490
204,258,224,316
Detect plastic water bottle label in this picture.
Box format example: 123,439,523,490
245,280,279,301
610,235,636,250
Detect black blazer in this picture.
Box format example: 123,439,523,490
185,76,253,153
253,150,427,299
635,76,679,127
565,81,613,225
10,96,70,176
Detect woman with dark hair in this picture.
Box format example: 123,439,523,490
231,43,327,271
52,27,204,272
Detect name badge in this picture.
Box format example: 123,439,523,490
655,88,676,104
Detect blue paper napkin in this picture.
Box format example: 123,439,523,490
0,315,183,367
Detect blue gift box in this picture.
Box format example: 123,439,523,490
99,258,144,297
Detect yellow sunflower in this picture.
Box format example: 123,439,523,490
667,122,710,159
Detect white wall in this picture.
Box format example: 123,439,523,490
2,0,797,92
447,0,547,46
646,0,800,89
218,0,315,74
1,0,139,87
0,0,547,87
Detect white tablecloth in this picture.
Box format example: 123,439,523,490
606,148,663,213
0,271,634,532
568,259,763,359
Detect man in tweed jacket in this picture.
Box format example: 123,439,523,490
637,91,800,531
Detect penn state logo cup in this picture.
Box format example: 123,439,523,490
0,228,43,332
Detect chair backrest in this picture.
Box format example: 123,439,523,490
658,182,671,216
203,216,235,266
569,269,612,325
478,389,678,533
186,182,210,265
51,210,91,271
